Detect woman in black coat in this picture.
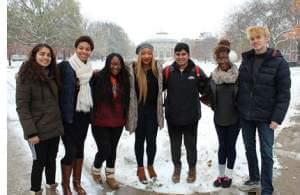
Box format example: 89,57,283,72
202,40,240,188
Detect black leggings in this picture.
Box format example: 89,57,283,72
134,106,158,167
167,121,198,168
29,136,60,192
92,126,123,169
215,122,240,169
61,112,90,165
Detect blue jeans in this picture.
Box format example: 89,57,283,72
241,118,274,195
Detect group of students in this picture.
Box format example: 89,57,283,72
16,25,291,195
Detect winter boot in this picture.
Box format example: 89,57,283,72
172,165,181,183
61,163,72,195
72,159,86,195
91,165,102,184
45,183,60,195
28,189,43,195
147,165,157,179
105,168,119,189
137,167,148,184
187,166,196,183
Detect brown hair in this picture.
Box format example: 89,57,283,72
18,43,60,85
214,39,231,59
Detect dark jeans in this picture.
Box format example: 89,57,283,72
29,136,60,192
241,118,274,195
61,112,90,165
135,106,158,167
92,126,123,168
215,122,240,169
167,121,198,167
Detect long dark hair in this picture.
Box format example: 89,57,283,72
93,53,130,113
17,43,59,85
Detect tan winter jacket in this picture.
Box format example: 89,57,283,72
125,61,164,132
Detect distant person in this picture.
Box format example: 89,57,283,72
126,43,164,184
90,53,130,189
58,35,94,195
16,43,64,195
201,39,240,188
238,26,291,195
163,42,209,183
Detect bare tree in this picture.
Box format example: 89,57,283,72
223,0,295,59
7,0,83,59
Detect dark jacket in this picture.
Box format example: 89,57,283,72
16,73,64,141
92,72,127,127
208,78,239,126
238,48,291,124
58,61,79,124
164,59,208,125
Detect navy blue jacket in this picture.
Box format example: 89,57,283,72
238,48,291,124
58,61,77,124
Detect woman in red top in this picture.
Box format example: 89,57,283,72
90,53,130,189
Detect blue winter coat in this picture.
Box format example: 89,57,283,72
58,61,77,124
237,48,291,124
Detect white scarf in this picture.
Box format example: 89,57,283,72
69,53,93,112
211,63,239,84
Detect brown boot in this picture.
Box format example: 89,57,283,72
72,159,86,195
137,167,148,184
105,168,119,189
45,183,60,195
61,163,72,195
147,165,157,179
91,165,102,184
172,165,181,183
187,166,196,183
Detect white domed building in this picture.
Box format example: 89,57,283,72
145,32,177,61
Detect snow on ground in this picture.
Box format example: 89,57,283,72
7,60,300,194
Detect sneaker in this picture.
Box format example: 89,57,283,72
213,176,223,187
222,176,232,188
239,180,260,192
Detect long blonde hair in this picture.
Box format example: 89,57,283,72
135,50,158,104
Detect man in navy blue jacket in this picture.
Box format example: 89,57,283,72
238,26,291,195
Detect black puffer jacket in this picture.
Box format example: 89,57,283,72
164,60,208,125
238,48,291,124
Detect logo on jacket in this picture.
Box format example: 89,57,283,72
188,76,195,80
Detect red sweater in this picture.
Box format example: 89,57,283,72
94,76,126,127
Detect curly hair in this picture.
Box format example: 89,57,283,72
214,39,231,59
74,35,94,51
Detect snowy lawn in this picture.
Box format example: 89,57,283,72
7,60,300,194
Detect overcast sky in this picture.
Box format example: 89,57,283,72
78,0,247,44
